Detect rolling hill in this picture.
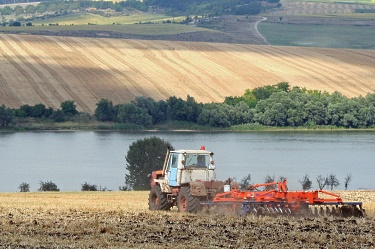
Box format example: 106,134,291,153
0,34,374,113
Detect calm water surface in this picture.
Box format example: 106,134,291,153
0,131,374,192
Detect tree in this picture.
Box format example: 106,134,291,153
95,98,114,121
38,180,60,191
197,104,231,128
1,6,13,15
81,182,97,191
299,173,312,190
125,137,173,190
264,174,275,190
166,95,201,122
25,5,37,15
13,5,24,16
233,101,254,125
50,109,65,122
116,103,152,127
36,4,47,13
242,92,258,108
326,174,340,190
30,104,50,118
276,82,290,92
61,100,78,116
238,173,251,189
344,173,352,190
316,175,328,190
19,182,30,192
0,105,15,127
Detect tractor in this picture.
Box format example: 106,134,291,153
149,146,364,217
148,146,226,212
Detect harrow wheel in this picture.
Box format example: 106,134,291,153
177,186,200,213
148,185,170,211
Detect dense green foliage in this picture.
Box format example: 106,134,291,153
125,137,173,190
2,83,375,129
0,105,15,127
1,0,278,21
10,100,79,123
143,0,269,15
93,83,375,129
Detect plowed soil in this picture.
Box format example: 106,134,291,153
0,191,374,248
1,34,375,113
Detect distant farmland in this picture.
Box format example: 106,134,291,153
0,34,374,113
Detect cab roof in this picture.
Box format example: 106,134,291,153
171,149,212,155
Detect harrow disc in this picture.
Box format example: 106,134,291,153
340,205,365,218
308,204,365,218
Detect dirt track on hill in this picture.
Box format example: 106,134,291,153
0,33,375,113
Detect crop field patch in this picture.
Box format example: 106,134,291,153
277,0,375,15
0,34,374,113
31,12,185,26
0,191,374,248
258,23,375,49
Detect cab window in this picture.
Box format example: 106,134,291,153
185,154,208,168
170,153,179,168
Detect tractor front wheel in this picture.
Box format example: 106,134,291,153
149,185,170,211
177,186,200,213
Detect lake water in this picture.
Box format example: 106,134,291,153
0,131,374,192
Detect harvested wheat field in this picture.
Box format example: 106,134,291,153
0,191,374,248
0,34,375,113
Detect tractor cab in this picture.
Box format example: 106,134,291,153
149,146,224,212
164,146,216,187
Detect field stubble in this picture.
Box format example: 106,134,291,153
0,191,374,248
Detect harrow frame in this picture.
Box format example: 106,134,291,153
200,180,365,217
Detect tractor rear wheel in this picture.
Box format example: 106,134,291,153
149,185,170,211
177,186,200,213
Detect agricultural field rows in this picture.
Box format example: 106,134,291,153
0,191,374,248
277,0,375,15
0,34,375,113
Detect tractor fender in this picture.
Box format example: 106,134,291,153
189,182,208,196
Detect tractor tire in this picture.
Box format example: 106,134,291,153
148,185,170,211
177,186,200,213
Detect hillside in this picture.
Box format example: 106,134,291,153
0,34,374,113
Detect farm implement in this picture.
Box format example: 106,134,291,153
148,146,365,217
202,180,365,217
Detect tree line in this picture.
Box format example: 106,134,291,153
1,0,279,19
96,82,375,129
236,172,351,192
1,83,374,129
18,180,111,192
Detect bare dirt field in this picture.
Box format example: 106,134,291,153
0,191,374,248
0,34,374,113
